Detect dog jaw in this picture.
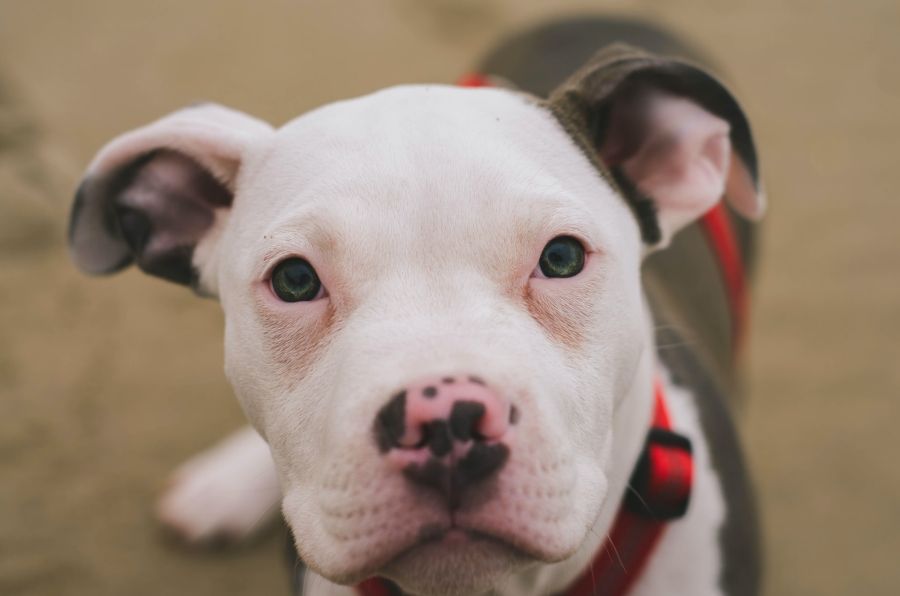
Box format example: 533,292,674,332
380,532,533,596
279,376,614,586
216,85,648,592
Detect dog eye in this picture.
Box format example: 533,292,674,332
537,236,585,278
271,258,323,302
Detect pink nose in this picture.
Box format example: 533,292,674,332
373,374,516,506
375,374,514,454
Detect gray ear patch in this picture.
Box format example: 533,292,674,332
68,150,231,286
545,44,760,245
69,176,135,275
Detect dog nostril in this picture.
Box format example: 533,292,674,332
374,390,408,453
449,401,486,442
425,420,453,457
398,420,454,457
411,426,429,450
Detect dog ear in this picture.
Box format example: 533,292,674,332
68,103,273,295
548,44,764,248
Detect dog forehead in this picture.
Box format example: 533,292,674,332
229,85,639,273
272,84,557,161
246,85,617,212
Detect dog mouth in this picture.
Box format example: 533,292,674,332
415,522,508,549
365,519,537,578
375,522,534,587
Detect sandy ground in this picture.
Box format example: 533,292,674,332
0,1,897,595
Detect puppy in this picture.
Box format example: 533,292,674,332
69,17,763,596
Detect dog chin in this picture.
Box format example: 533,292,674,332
380,529,532,596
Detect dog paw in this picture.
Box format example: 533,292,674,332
156,427,281,545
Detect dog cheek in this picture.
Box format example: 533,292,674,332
524,280,599,352
222,296,338,439
256,299,338,391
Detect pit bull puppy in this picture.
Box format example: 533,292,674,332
68,17,763,596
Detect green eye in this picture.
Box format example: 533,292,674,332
539,236,585,278
271,258,322,302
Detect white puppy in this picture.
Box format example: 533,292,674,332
69,22,764,596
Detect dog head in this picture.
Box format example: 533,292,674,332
69,45,762,595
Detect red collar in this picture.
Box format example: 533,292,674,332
356,381,693,596
557,381,693,596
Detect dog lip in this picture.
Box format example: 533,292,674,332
369,522,535,574
454,524,560,560
322,518,550,585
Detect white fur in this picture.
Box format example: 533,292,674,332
157,426,280,543
89,85,741,594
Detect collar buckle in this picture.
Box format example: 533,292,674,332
625,427,693,521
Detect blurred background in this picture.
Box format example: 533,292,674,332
1,1,897,594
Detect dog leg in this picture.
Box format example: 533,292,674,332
156,426,281,544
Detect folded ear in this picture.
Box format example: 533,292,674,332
548,44,764,248
68,104,273,294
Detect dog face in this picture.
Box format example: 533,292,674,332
219,86,647,591
69,46,761,595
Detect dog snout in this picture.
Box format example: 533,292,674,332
373,375,517,506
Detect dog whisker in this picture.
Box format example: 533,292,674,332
606,533,627,572
655,339,695,350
